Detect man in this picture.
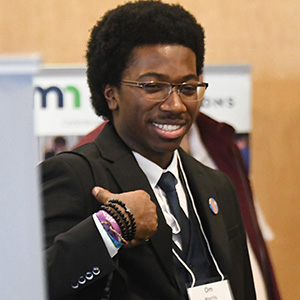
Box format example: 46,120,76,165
41,1,256,299
75,112,281,300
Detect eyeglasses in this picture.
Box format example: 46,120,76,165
121,80,208,102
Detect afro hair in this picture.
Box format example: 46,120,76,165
86,0,205,120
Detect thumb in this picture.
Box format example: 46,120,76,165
92,186,112,204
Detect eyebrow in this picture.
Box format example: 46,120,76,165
138,72,167,81
137,72,198,82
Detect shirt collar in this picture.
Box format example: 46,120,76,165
133,150,180,189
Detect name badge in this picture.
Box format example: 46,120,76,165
187,279,234,300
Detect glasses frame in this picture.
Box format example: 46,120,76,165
120,80,208,102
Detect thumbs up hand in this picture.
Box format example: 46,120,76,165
92,186,158,247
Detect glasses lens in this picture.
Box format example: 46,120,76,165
180,84,206,102
196,85,206,100
141,82,170,101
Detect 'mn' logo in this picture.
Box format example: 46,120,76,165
35,85,80,108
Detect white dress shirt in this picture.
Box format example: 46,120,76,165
133,150,188,250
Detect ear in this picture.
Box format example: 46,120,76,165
104,84,119,111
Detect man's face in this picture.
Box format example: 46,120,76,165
105,45,202,168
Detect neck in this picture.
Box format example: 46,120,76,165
145,152,174,169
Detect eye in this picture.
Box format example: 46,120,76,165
142,82,167,94
180,84,197,96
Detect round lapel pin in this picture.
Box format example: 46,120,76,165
208,198,219,215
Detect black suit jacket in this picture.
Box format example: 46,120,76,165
41,123,256,300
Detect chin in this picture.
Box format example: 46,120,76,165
157,142,182,153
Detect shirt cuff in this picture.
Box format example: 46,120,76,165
92,213,118,258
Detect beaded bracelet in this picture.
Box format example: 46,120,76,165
107,202,134,241
108,199,136,240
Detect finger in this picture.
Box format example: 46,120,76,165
123,239,148,248
92,186,112,204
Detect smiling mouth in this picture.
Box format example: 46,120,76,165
152,122,182,132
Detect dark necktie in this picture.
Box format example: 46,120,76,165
157,171,190,253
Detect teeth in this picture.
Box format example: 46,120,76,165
153,123,181,131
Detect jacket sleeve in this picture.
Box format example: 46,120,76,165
41,153,116,300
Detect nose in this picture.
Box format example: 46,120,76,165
159,87,187,113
